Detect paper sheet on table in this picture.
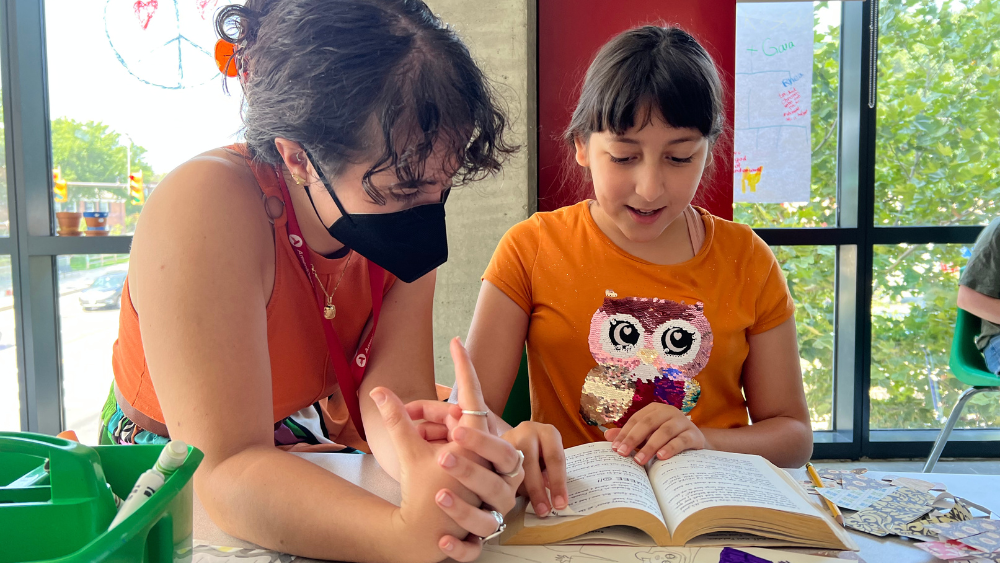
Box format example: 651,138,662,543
188,544,297,562
480,544,850,563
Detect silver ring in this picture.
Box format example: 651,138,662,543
461,409,489,417
500,450,524,479
479,510,506,542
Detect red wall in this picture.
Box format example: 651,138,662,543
537,0,736,219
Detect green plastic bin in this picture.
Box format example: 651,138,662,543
0,432,203,563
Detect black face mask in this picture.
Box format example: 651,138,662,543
301,151,449,283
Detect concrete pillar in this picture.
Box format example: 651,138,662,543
425,0,536,385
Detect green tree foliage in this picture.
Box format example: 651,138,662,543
876,0,1000,227
736,0,1000,430
868,0,998,430
50,117,153,211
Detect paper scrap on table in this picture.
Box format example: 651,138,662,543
916,539,985,560
840,474,892,491
817,468,861,484
189,544,297,562
884,476,947,493
817,487,896,511
898,499,974,540
957,530,1000,554
929,519,1000,540
800,479,839,495
718,547,774,563
843,486,937,537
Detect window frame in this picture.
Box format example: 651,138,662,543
3,0,132,435
751,1,990,459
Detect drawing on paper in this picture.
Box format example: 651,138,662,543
105,0,235,89
740,167,763,194
733,2,813,204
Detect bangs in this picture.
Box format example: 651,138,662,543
567,25,724,145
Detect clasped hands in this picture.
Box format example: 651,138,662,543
369,338,708,562
368,338,528,562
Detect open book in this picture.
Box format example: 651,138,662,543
500,442,857,550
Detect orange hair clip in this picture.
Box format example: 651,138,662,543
214,38,238,78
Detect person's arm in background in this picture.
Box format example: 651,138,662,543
957,285,1000,324
959,218,1000,323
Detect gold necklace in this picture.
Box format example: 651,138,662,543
310,251,353,319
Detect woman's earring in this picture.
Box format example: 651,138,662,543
291,174,306,186
295,152,304,163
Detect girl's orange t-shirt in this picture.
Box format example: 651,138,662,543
483,201,794,448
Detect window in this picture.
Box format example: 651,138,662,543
773,245,837,430
734,2,842,230
736,0,998,457
6,1,243,435
874,0,999,228
0,255,17,432
46,0,242,235
58,255,129,445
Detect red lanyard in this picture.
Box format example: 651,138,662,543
274,166,382,441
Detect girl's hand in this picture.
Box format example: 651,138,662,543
604,403,707,464
500,421,567,517
409,404,568,518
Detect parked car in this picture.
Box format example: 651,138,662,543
79,271,128,311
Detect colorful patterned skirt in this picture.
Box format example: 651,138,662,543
99,384,363,453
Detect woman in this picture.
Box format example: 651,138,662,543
103,1,525,561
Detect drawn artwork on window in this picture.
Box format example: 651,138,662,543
104,0,228,89
734,2,814,204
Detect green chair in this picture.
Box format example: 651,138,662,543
500,350,532,427
923,308,1000,472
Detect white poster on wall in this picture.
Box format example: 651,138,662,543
734,2,813,203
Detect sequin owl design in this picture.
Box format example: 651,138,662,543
580,295,713,428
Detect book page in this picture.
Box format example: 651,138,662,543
526,442,664,526
552,526,654,546
648,450,820,534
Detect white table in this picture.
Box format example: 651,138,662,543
193,453,1000,563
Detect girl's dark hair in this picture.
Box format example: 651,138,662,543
564,25,725,153
216,0,516,204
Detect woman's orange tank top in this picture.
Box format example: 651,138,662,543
111,146,395,450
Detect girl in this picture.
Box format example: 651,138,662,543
104,1,525,561
463,25,813,518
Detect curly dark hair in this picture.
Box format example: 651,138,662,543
216,0,516,204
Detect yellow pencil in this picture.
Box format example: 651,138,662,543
806,462,845,526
